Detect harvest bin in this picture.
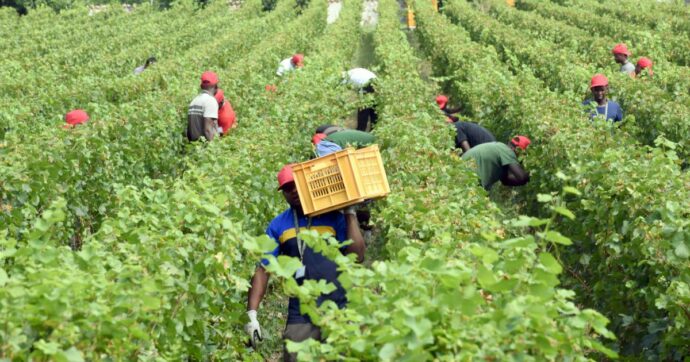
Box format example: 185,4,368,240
291,145,390,216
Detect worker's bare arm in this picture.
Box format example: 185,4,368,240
248,266,269,311
501,163,530,186
203,117,216,141
343,214,365,263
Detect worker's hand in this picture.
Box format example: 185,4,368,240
341,205,357,217
245,310,263,348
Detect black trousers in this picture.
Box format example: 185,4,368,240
356,107,378,132
356,84,377,132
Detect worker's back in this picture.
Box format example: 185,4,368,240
326,129,376,148
454,121,496,149
462,142,518,189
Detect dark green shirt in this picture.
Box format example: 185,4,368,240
326,130,376,148
462,142,518,189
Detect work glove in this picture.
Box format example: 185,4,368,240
245,310,263,348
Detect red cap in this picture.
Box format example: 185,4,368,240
312,133,327,145
590,74,609,89
612,43,631,56
637,57,652,68
65,109,89,126
201,71,219,86
637,57,653,76
214,89,225,104
436,95,448,109
277,164,295,190
510,135,531,150
265,84,277,92
291,54,304,67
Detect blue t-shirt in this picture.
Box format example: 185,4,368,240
264,208,348,324
582,99,623,122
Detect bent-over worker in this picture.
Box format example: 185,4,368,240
344,68,378,132
462,136,531,190
454,121,496,153
436,95,463,123
277,53,305,77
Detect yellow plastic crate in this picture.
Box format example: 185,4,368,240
292,145,390,216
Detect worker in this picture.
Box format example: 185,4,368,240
312,125,376,156
612,44,635,74
312,126,377,237
315,124,343,135
245,164,365,362
462,136,531,190
214,89,237,135
454,121,496,153
64,109,89,128
276,53,304,77
133,56,156,75
187,71,219,142
343,68,378,132
582,74,623,122
436,95,462,123
635,57,654,78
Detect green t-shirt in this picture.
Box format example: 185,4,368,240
326,130,376,148
461,142,518,189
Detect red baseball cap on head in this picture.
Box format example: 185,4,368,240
511,135,531,150
590,74,609,88
65,109,89,125
292,54,304,67
201,71,219,86
612,43,631,56
637,57,653,75
312,133,327,145
214,89,225,104
277,164,295,190
436,95,448,109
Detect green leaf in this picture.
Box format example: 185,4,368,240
379,343,396,361
351,339,367,353
589,340,619,359
553,206,575,220
0,268,8,287
56,347,85,362
491,278,518,292
141,296,160,310
543,231,572,245
562,186,581,195
477,264,498,287
202,203,220,215
268,255,303,279
537,194,553,203
511,216,549,228
673,240,689,258
420,256,444,272
34,340,60,355
501,235,537,249
184,305,196,327
469,245,499,264
529,283,555,301
538,252,562,274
